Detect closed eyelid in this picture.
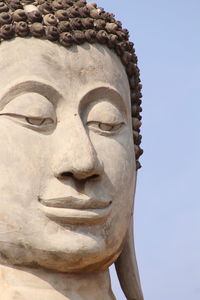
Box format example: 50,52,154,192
86,100,125,124
78,86,128,119
0,80,63,111
0,112,54,120
1,92,56,119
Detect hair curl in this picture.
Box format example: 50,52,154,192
0,0,143,168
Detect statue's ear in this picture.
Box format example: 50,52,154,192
115,215,144,300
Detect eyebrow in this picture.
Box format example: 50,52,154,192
0,80,63,110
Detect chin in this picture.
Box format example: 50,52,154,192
0,224,123,273
34,229,123,272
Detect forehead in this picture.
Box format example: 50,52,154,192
0,38,131,110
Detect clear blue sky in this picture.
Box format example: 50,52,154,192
97,1,200,299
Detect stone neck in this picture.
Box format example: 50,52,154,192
0,264,116,300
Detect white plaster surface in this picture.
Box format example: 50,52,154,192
0,38,137,299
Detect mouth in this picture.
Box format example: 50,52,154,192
38,196,112,225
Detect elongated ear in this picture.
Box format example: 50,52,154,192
115,215,144,300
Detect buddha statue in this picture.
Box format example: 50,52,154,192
0,0,143,299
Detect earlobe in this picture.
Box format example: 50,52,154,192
115,215,144,300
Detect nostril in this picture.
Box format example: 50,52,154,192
57,172,100,181
59,172,74,179
87,174,100,180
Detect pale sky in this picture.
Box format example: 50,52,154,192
97,1,200,299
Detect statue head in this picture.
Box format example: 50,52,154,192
0,1,143,299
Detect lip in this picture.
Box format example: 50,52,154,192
38,196,112,225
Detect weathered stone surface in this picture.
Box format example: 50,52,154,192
0,2,143,300
0,38,134,269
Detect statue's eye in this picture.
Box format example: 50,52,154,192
87,121,123,134
25,117,54,126
0,93,56,131
99,123,113,131
0,113,55,131
99,123,122,131
85,100,126,136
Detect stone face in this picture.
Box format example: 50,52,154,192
0,38,141,299
0,0,143,169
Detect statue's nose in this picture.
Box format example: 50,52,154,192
54,155,104,182
52,118,104,182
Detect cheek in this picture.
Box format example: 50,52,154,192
90,129,136,226
0,121,49,205
89,130,136,256
0,121,52,246
90,128,135,191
